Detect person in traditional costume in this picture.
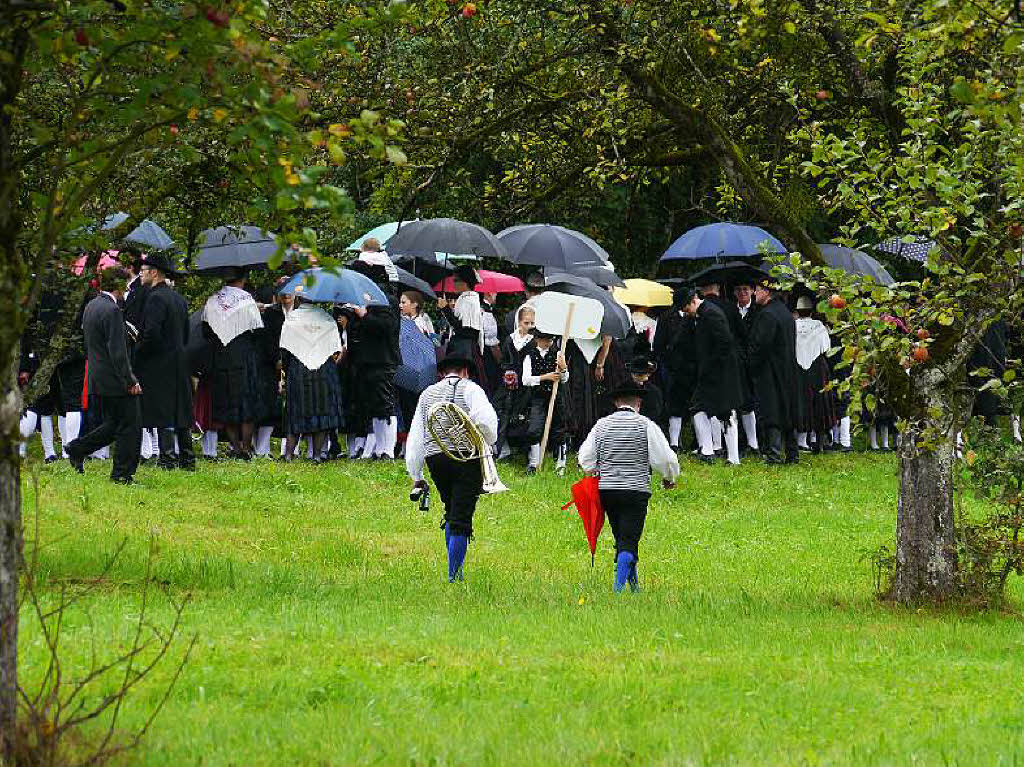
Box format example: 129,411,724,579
134,254,194,470
733,279,760,454
626,356,667,435
480,291,503,394
748,278,800,464
652,290,698,452
578,383,679,593
256,286,293,457
406,351,498,583
279,297,344,463
521,329,569,475
792,296,838,453
18,299,59,462
628,305,657,345
201,267,270,460
400,290,435,336
437,266,484,372
505,271,545,333
495,304,535,459
681,287,744,465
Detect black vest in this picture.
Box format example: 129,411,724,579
527,341,559,396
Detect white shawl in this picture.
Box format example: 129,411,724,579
279,303,342,371
202,285,263,346
454,290,484,352
795,317,831,370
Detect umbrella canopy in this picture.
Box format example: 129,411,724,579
386,218,509,260
875,237,934,263
435,269,525,295
98,213,176,251
818,245,895,285
193,226,283,273
662,222,786,261
394,266,437,299
497,224,610,270
561,264,625,287
390,253,454,285
562,476,605,565
278,267,388,306
688,261,772,288
71,250,121,275
395,317,439,393
544,270,624,290
612,278,674,307
545,275,631,339
347,221,413,251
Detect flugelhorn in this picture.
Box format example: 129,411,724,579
425,401,508,494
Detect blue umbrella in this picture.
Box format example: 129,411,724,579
661,222,786,261
278,267,388,306
98,212,176,251
818,245,895,285
395,317,438,392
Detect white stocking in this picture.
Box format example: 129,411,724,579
711,417,723,451
528,443,541,468
91,446,109,460
880,424,890,450
359,433,377,460
348,436,365,458
796,431,809,449
724,411,740,465
371,417,396,458
254,426,273,456
39,415,55,458
692,412,715,456
202,430,218,457
140,427,154,458
668,416,682,448
869,424,879,450
58,415,67,454
838,416,851,448
64,411,82,451
19,411,37,457
740,411,758,450
1013,415,1022,443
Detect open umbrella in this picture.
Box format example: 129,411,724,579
545,269,624,289
497,224,610,270
394,266,437,299
194,225,283,273
386,218,509,260
818,245,895,285
71,250,121,275
395,317,438,393
875,237,934,263
662,222,786,261
562,476,605,565
98,213,176,251
347,221,414,251
391,253,454,285
612,278,674,307
545,275,631,339
688,261,772,288
278,267,388,306
562,264,625,288
435,269,525,295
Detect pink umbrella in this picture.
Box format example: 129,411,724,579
434,269,525,294
71,250,122,276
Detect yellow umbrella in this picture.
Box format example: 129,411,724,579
612,278,674,307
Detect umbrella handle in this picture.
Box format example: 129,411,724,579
537,302,575,471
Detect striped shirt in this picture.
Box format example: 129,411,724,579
578,407,680,493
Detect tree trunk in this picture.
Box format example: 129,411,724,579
892,420,959,603
0,353,21,762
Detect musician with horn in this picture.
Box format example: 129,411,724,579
406,350,500,583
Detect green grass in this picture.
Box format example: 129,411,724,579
18,449,1024,766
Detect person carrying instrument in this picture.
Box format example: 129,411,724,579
578,383,680,593
406,351,499,583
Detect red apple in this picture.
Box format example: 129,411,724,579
828,293,846,310
1009,223,1023,239
74,28,89,47
912,345,930,363
205,7,230,27
815,90,829,100
168,125,179,136
461,3,477,18
916,328,930,340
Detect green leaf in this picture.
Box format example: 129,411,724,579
385,145,408,165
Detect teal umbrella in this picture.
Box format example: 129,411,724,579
348,221,409,251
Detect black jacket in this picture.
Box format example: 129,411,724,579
81,293,136,397
355,304,401,367
135,283,193,428
692,300,744,418
747,297,799,429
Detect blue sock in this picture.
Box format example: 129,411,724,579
447,535,468,582
628,561,640,593
614,551,635,593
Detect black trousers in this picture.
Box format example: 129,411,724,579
599,489,650,560
67,395,141,480
426,453,483,538
764,426,798,464
158,427,195,469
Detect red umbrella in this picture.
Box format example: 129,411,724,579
562,476,604,565
71,250,121,275
434,269,525,294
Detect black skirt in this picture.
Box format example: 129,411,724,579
211,332,271,425
795,356,838,433
285,356,343,434
358,364,397,421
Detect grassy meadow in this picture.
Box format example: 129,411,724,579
18,446,1024,766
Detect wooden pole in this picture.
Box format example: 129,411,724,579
537,301,575,472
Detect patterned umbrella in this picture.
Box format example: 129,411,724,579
395,317,438,392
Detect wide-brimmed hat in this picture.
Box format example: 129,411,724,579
796,295,815,310
609,383,649,400
437,350,474,374
626,356,658,375
140,252,185,278
675,285,698,306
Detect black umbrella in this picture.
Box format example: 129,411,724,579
818,244,895,285
390,253,454,285
497,224,610,270
560,264,625,288
98,213,176,251
394,266,437,299
689,261,770,288
193,226,285,273
386,218,509,260
545,275,631,339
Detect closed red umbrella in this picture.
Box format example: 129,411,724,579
562,476,604,565
435,269,525,294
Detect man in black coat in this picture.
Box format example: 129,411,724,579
748,280,800,464
135,254,194,470
65,268,143,483
652,294,698,451
682,287,744,464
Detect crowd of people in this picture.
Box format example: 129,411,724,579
19,238,946,486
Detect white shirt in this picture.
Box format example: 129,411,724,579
522,346,568,386
405,375,498,481
578,406,680,485
737,301,752,319
412,312,435,335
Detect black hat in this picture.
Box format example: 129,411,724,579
525,271,545,290
675,285,698,306
609,383,649,400
140,252,185,278
626,356,658,375
533,329,555,340
454,265,480,288
437,350,474,374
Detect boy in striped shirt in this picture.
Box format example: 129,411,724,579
578,384,680,592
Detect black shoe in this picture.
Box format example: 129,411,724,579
525,466,537,476
840,446,853,453
179,461,196,472
158,460,177,471
111,475,136,485
784,456,800,465
44,455,59,464
68,453,85,474
697,454,714,465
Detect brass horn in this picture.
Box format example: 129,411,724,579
425,401,508,494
